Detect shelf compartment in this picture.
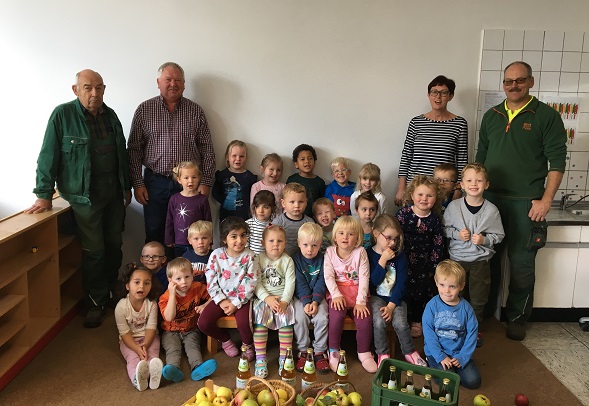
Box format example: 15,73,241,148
28,317,58,345
59,239,81,285
0,341,29,377
60,270,82,318
0,295,26,318
0,250,56,290
28,258,59,320
0,319,26,348
57,234,76,251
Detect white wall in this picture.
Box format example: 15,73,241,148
2,0,588,264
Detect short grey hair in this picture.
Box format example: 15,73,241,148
504,61,533,77
157,62,184,79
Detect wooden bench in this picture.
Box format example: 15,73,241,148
205,316,397,357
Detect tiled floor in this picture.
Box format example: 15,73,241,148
522,322,589,405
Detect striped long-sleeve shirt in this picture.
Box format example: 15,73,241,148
127,95,216,188
398,115,468,182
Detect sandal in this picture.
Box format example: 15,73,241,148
411,322,423,338
254,358,268,378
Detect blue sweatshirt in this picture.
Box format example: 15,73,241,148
367,247,408,306
292,250,327,305
423,295,478,368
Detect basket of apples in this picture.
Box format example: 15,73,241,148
298,382,362,406
232,377,295,406
183,379,235,406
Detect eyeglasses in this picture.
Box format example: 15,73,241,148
380,233,400,245
429,90,451,97
502,77,530,86
435,178,456,184
141,255,164,261
333,169,350,174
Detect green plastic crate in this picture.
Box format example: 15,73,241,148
371,359,460,406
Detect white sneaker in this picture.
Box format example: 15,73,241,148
134,360,149,391
149,358,163,389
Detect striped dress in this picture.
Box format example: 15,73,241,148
398,115,468,182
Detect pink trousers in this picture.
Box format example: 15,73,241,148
119,335,161,382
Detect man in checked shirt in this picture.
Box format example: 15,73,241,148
128,62,216,255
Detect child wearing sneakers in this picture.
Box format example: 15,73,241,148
115,264,163,391
159,258,217,383
182,221,214,284
197,216,258,362
292,223,330,374
312,198,335,254
368,214,426,368
252,225,296,378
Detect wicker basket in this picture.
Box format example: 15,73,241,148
299,381,357,405
231,377,296,406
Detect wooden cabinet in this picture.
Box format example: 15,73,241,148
0,198,81,386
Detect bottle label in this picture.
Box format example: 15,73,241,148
301,378,316,390
421,388,431,398
303,361,315,374
445,394,452,402
406,384,414,395
387,379,397,390
336,364,348,376
283,358,294,371
282,377,295,386
238,359,249,372
236,377,247,389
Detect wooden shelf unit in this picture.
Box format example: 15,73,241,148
0,198,82,387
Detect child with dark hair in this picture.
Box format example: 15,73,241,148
247,190,277,254
286,144,325,218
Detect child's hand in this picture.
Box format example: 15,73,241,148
306,302,318,317
135,344,147,360
450,357,462,368
168,281,177,296
353,303,370,319
381,247,396,262
195,304,205,314
220,299,237,316
265,296,281,313
278,301,288,314
471,233,484,245
459,228,470,242
330,297,346,311
440,356,454,370
380,303,395,322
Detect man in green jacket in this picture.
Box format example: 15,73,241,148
476,61,567,340
25,69,131,328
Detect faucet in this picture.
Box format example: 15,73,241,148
560,193,575,210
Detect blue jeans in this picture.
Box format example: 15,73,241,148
143,168,181,247
370,296,414,356
426,355,481,389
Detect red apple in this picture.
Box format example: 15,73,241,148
514,393,529,406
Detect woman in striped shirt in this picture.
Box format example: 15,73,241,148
394,75,468,206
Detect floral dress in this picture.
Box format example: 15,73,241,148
395,206,444,321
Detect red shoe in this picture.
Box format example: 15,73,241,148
314,353,330,374
295,353,307,372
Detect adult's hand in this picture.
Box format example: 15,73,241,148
134,186,149,205
198,184,211,197
24,198,52,214
394,176,407,206
529,198,551,222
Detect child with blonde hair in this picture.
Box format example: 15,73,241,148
368,215,426,367
246,190,277,254
159,258,217,382
396,175,445,338
115,264,163,391
165,161,212,257
140,241,168,292
312,198,336,254
325,157,356,217
213,140,257,221
250,153,285,214
423,260,480,389
351,163,387,216
324,216,377,373
272,183,314,256
182,221,214,284
252,225,296,378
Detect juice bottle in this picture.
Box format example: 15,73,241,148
280,346,296,386
236,345,251,389
301,348,317,390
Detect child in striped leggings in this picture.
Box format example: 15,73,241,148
252,225,296,378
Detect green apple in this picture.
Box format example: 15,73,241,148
257,389,276,406
242,400,258,406
335,394,349,406
347,392,362,406
196,387,215,403
473,394,491,406
216,386,233,400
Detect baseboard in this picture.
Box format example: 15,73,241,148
498,307,589,322
0,301,82,391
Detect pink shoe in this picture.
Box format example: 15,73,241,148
221,340,239,357
404,350,427,366
377,353,390,368
329,350,339,373
358,352,377,373
244,344,255,362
